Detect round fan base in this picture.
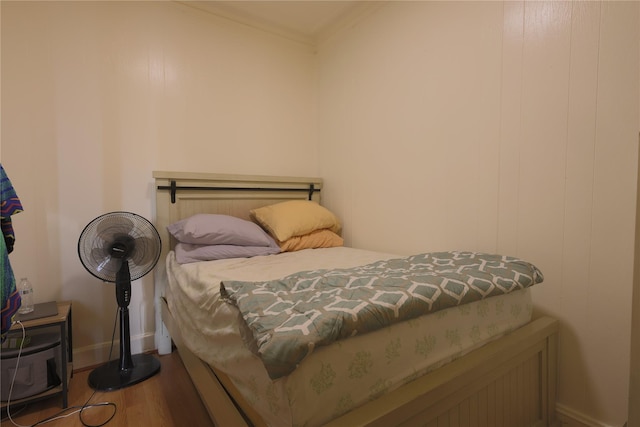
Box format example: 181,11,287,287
88,354,161,391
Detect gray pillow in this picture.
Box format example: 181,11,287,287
175,243,280,264
167,214,275,246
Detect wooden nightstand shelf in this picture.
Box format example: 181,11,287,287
1,301,73,409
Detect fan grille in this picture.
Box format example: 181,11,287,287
78,211,161,283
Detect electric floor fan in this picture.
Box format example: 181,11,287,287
77,211,162,391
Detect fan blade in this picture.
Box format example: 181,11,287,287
131,236,156,266
91,248,122,275
96,216,135,243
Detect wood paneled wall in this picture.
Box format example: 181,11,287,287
317,2,639,425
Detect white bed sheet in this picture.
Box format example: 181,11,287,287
165,247,532,427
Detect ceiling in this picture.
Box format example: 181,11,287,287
180,1,366,44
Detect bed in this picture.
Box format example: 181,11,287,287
152,170,559,427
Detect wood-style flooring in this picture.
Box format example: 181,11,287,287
1,352,215,427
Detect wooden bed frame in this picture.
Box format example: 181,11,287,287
152,170,559,427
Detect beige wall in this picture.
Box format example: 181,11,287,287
317,2,638,426
1,1,318,367
630,132,640,427
2,1,638,426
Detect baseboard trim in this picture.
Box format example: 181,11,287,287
557,403,620,427
73,332,156,370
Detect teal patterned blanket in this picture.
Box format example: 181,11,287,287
220,251,544,379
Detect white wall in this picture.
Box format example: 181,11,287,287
317,2,638,426
2,1,638,426
630,129,640,427
1,1,318,367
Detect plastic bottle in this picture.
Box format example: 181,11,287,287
18,277,34,314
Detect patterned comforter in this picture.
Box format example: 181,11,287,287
220,251,543,379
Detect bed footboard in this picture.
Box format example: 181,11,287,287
324,316,559,427
161,296,558,427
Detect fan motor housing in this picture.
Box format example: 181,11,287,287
109,234,135,259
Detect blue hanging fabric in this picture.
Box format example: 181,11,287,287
1,163,24,339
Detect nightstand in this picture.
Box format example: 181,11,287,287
1,301,73,409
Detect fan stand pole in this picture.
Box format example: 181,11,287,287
119,306,134,371
88,262,161,391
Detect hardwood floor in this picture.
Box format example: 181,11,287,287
1,352,215,427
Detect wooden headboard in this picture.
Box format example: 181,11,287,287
151,171,323,353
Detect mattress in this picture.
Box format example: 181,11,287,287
165,247,533,427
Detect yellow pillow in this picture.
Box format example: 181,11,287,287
279,229,344,252
250,200,341,242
